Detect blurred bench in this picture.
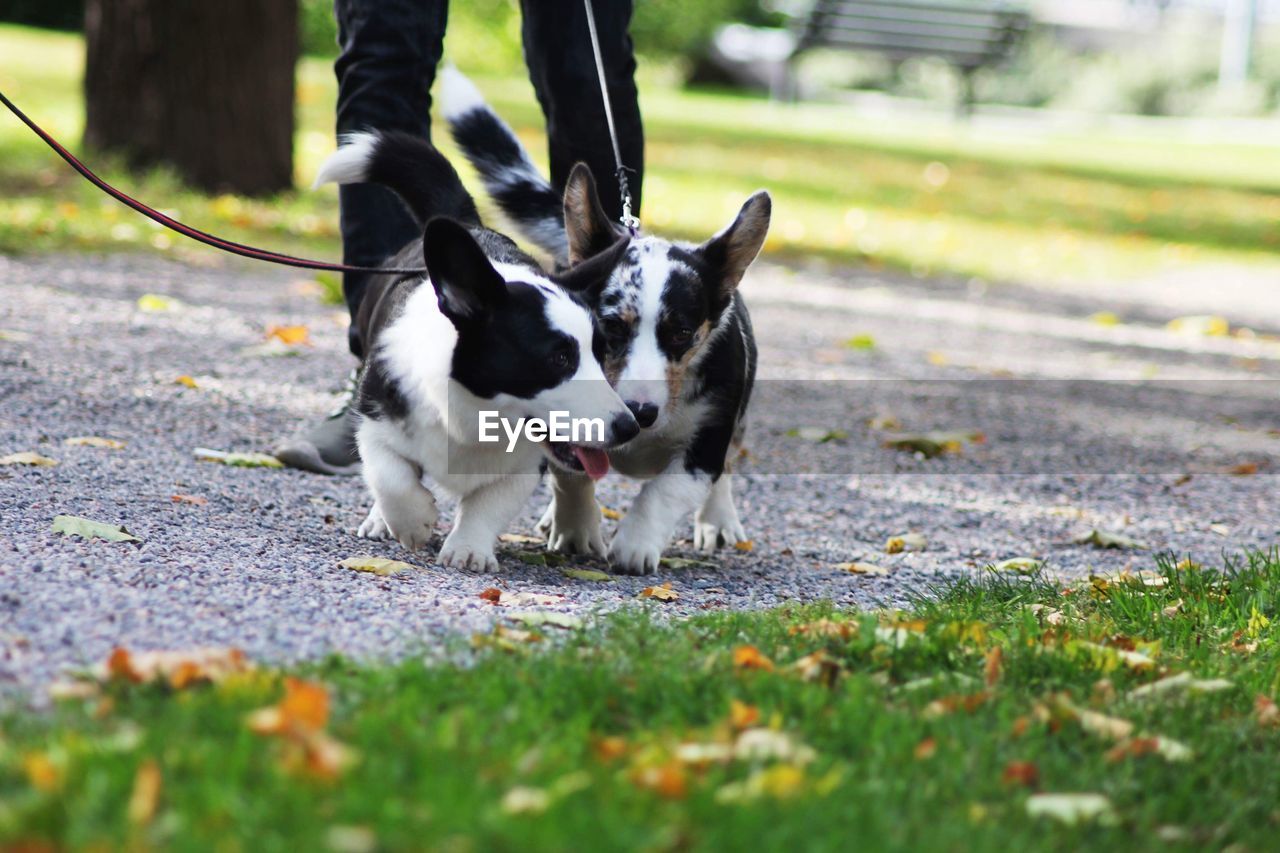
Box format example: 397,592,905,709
785,0,1032,112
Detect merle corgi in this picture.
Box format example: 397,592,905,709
314,130,639,571
442,69,771,575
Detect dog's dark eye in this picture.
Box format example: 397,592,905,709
552,344,576,371
668,327,694,347
602,317,630,340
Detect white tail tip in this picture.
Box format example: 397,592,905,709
312,131,379,190
438,65,487,120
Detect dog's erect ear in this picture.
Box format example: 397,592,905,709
554,235,630,300
698,191,771,303
563,163,623,264
423,217,507,324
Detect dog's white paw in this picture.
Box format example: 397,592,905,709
693,514,746,552
379,497,438,553
357,503,390,540
608,528,663,575
535,500,555,539
542,500,606,556
438,533,498,572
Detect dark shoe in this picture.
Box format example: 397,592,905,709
273,369,362,476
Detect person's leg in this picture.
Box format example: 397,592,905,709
520,0,643,221
335,0,448,358
275,0,446,475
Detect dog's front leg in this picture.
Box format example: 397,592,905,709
439,474,540,571
535,469,605,556
357,435,438,552
608,459,713,575
693,472,747,551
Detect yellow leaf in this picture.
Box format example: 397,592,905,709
23,752,61,792
1167,315,1229,337
926,350,949,366
835,561,890,576
885,532,926,554
600,506,623,520
734,539,755,552
337,556,420,576
175,375,199,388
266,324,311,346
64,436,126,449
499,533,544,545
790,650,843,686
0,451,58,467
137,293,179,313
730,699,760,729
1089,311,1121,327
733,645,775,671
984,647,1003,688
640,582,679,602
127,760,162,826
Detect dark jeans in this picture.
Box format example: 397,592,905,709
334,0,643,358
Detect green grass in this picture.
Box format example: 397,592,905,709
2,24,1279,287
4,551,1280,850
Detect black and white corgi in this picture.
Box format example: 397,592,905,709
314,130,639,571
442,69,771,575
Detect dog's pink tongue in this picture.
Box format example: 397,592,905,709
572,446,610,481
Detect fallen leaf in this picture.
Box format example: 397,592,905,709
926,350,949,366
1209,522,1231,537
266,324,311,346
844,333,877,350
1051,696,1134,740
137,293,180,313
593,736,628,762
984,647,1003,688
472,624,543,651
1105,737,1192,763
734,540,755,552
789,618,858,639
835,561,890,576
171,494,208,506
240,338,306,358
734,728,816,764
498,591,565,607
640,582,679,602
326,826,377,853
560,567,612,582
790,650,843,686
914,737,937,760
52,514,140,543
48,680,100,701
1026,793,1117,826
505,611,582,630
991,557,1042,574
1167,314,1229,337
499,533,544,545
1127,673,1233,700
247,678,330,736
1073,529,1148,550
1089,311,1121,327
102,647,251,688
885,532,926,554
1001,761,1039,788
715,764,807,803
882,430,982,458
63,436,126,449
337,556,418,576
502,786,551,815
1254,695,1280,727
127,760,162,826
1228,462,1260,476
193,447,283,468
2,451,59,467
630,761,688,799
23,752,61,792
733,645,775,671
923,692,991,718
659,556,717,569
479,587,502,603
600,506,623,520
175,375,199,389
788,427,848,442
730,699,760,729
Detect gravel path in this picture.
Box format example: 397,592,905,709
2,252,1278,697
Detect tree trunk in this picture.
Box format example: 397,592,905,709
84,0,298,196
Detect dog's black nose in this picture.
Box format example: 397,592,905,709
610,412,640,444
627,401,659,428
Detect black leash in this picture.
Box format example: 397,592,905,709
582,0,640,235
0,88,427,275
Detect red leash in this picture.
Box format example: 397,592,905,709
0,89,428,276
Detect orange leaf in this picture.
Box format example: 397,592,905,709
479,587,502,604
171,494,208,506
730,699,760,729
733,645,775,672
984,646,1003,688
175,375,198,389
593,736,628,762
107,647,143,683
250,678,330,736
923,691,990,718
1001,761,1039,788
102,647,249,688
266,324,310,346
631,761,688,799
734,540,755,552
640,582,679,602
22,752,61,792
1104,738,1161,763
913,737,937,760
1255,695,1279,727
127,760,162,826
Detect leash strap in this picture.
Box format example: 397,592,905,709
0,88,428,276
582,0,640,235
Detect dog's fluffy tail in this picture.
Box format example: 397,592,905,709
313,129,480,227
440,66,568,262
